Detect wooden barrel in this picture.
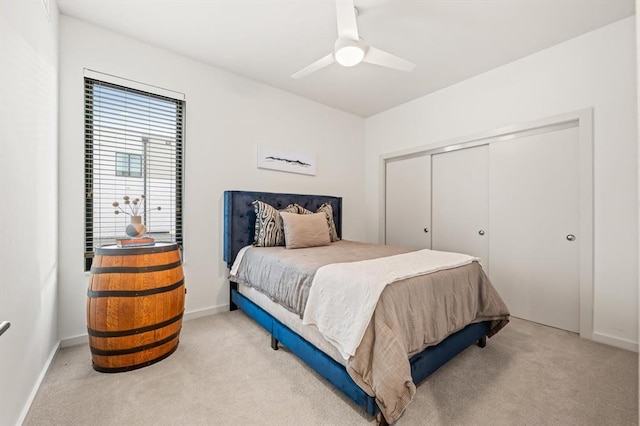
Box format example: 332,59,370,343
87,242,185,373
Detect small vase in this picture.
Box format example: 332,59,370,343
126,215,147,238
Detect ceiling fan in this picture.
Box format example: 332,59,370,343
291,0,416,79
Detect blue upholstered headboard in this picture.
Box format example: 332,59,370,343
223,190,343,268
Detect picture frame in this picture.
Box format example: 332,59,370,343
257,145,317,176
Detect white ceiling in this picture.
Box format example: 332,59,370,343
57,0,635,117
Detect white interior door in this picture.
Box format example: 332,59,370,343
489,125,580,332
385,154,431,249
431,145,490,266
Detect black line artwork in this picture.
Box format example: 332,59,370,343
264,156,311,167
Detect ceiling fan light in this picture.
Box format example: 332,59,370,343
335,45,364,66
334,38,365,67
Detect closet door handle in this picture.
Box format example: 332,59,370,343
478,230,485,236
566,234,576,241
423,228,429,233
0,322,10,337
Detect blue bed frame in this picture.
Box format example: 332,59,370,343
223,190,491,423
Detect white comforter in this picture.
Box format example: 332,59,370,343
302,249,479,360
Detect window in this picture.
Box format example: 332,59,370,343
84,77,184,271
115,152,142,177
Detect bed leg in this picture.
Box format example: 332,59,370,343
271,335,279,351
376,412,389,426
229,281,238,311
477,335,487,348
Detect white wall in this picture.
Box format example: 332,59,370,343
636,4,640,403
636,5,639,406
58,16,366,342
364,17,638,350
0,0,60,424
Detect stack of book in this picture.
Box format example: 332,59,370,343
116,237,156,248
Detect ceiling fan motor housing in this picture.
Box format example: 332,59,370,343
334,37,366,67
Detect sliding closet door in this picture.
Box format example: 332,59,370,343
431,145,490,265
385,154,431,249
489,125,580,332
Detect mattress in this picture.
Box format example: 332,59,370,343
237,282,347,366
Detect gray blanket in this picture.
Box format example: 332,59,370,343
230,240,510,423
230,240,413,316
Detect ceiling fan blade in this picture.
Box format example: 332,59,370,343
363,46,416,72
291,53,336,79
336,0,359,40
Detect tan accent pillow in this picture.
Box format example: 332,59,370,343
292,202,340,242
281,212,331,249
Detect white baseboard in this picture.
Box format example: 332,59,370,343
17,340,61,425
591,332,638,352
60,334,88,348
59,305,230,348
183,304,229,321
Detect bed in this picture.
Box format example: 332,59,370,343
223,190,509,425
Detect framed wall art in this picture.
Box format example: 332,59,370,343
257,145,317,176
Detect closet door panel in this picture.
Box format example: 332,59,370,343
385,155,431,249
431,145,489,265
489,126,580,332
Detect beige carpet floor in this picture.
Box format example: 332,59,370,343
25,312,638,425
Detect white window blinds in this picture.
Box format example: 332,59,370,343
84,77,184,270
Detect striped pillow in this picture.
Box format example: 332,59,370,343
252,201,298,247
317,203,339,242
290,204,313,215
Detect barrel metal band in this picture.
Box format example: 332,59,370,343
92,344,179,373
90,260,182,275
87,279,184,298
87,311,184,338
95,243,178,256
89,329,182,356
